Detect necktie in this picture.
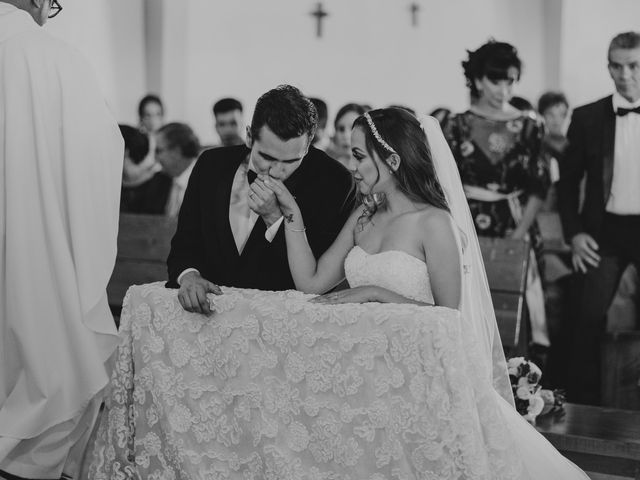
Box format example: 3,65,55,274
616,106,640,117
166,181,184,217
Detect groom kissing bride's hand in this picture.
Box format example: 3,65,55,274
169,85,355,315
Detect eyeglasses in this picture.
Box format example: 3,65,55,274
48,0,62,19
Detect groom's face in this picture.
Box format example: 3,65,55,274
247,126,309,181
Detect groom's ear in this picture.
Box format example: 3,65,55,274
245,126,253,148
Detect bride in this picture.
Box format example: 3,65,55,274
87,108,588,479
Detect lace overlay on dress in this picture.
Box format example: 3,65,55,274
86,283,535,479
345,246,434,304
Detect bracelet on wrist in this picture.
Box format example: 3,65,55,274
285,225,306,233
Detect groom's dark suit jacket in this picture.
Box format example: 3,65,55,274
558,95,617,242
166,145,355,290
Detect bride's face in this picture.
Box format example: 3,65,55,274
348,127,393,194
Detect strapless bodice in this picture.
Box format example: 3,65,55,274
344,246,434,304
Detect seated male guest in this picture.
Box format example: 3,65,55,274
167,85,355,312
121,122,200,216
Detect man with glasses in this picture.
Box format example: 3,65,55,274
0,1,122,479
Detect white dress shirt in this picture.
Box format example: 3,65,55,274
606,92,640,214
177,157,283,284
165,160,195,217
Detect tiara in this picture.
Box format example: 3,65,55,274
364,112,397,155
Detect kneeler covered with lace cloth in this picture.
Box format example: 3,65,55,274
86,282,530,479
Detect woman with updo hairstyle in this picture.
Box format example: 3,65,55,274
326,102,367,167
443,39,551,353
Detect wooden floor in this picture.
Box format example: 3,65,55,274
536,403,640,479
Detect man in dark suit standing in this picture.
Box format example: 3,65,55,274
167,85,355,314
558,31,640,405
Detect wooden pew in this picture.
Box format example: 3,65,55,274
478,236,530,355
108,215,531,353
603,331,640,411
537,211,570,254
107,214,177,316
536,403,640,479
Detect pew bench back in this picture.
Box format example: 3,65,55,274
108,214,176,315
109,215,531,351
478,236,530,352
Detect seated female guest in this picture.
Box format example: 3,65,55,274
326,102,367,167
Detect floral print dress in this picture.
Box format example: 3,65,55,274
443,110,551,267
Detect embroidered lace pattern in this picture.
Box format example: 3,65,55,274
87,280,526,479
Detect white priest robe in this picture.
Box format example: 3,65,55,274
0,4,122,478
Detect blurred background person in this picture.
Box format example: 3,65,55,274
536,91,572,390
120,122,200,216
213,97,245,147
326,103,366,166
443,39,551,364
538,91,570,206
122,93,165,189
310,97,330,151
119,124,151,212
139,93,164,135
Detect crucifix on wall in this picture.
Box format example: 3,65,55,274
310,2,328,38
409,3,420,27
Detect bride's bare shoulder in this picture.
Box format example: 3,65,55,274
414,207,458,248
415,206,455,230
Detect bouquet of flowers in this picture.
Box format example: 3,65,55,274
507,357,565,423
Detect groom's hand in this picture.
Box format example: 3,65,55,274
248,177,281,227
178,271,221,315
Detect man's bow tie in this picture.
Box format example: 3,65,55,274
616,106,640,117
247,169,257,184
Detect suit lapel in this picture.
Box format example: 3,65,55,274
601,96,615,204
214,152,246,260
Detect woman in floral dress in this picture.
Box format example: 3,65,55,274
443,40,551,350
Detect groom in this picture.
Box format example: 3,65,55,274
167,85,356,313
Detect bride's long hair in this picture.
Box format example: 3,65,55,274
353,108,449,217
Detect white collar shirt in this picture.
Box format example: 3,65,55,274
606,92,640,214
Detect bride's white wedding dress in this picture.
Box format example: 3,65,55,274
86,245,588,479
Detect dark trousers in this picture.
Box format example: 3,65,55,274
567,213,640,405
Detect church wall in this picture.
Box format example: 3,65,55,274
559,0,640,108
43,1,640,145
181,0,547,145
46,0,146,126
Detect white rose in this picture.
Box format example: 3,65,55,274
516,386,532,400
528,394,545,417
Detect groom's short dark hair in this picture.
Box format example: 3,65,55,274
250,85,317,143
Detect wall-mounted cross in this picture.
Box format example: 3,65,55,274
310,2,328,38
409,3,420,27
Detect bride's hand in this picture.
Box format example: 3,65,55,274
310,286,382,304
258,175,299,216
